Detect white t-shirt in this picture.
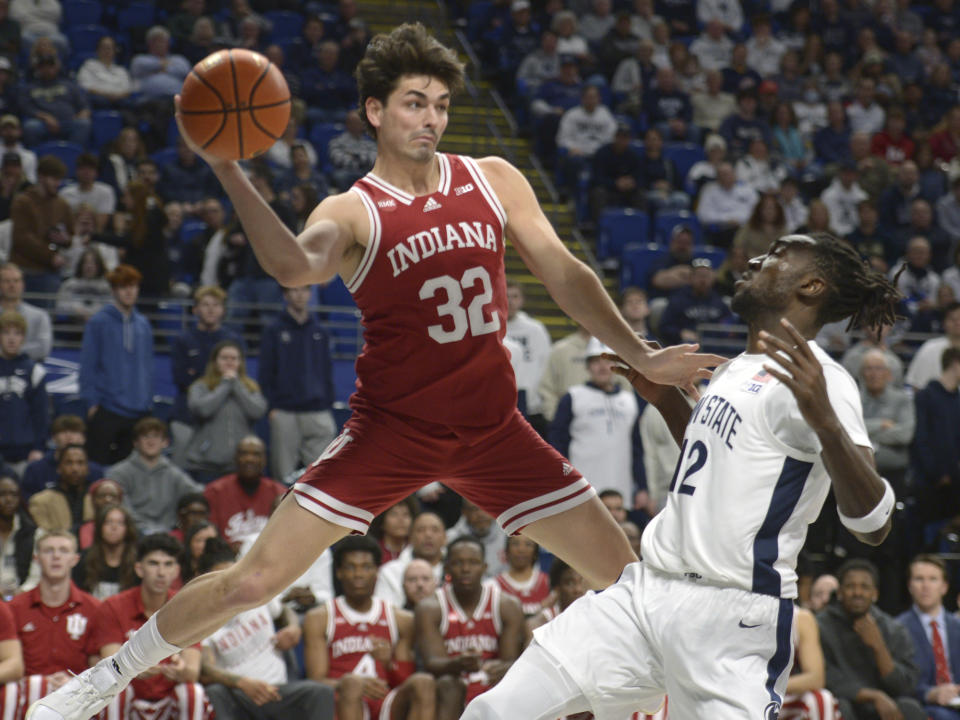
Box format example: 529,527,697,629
204,600,287,685
59,182,117,216
642,343,871,598
905,336,951,390
506,311,552,415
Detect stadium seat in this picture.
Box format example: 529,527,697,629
309,122,344,173
32,141,84,177
117,2,155,31
663,142,706,185
90,111,123,150
151,147,179,167
466,1,493,41
67,25,109,54
619,242,664,289
264,11,304,42
652,211,703,245
597,208,649,261
63,0,102,27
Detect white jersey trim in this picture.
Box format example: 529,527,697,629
436,586,449,636
385,602,399,646
293,483,374,535
497,478,594,535
497,568,543,594
364,172,415,205
438,153,452,195
461,156,507,229
335,595,385,626
490,582,503,635
345,187,381,294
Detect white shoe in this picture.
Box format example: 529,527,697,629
26,657,125,720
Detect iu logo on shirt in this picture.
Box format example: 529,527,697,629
65,613,89,641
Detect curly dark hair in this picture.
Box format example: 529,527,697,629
806,232,902,333
354,23,465,138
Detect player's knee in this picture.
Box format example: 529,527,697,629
435,675,465,705
336,674,364,702
216,564,288,611
407,672,435,701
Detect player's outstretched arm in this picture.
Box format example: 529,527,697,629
759,319,892,546
175,96,360,288
478,156,725,393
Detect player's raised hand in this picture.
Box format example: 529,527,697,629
173,95,234,170
758,319,838,434
633,343,725,396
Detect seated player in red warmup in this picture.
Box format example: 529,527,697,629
416,537,525,720
303,536,436,720
525,559,586,633
92,534,212,720
9,531,128,720
494,536,550,618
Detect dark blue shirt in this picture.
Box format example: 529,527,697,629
259,311,335,412
0,353,47,462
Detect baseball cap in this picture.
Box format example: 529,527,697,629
758,80,778,95
511,0,531,11
615,121,632,136
0,57,12,72
0,115,18,128
671,223,694,239
585,337,614,360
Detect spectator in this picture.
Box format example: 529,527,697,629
80,264,153,465
0,115,35,183
288,184,319,234
658,256,732,345
733,194,787,260
771,102,811,177
530,55,582,161
847,200,893,273
100,128,147,195
819,559,924,720
645,67,693,143
580,0,615,45
879,160,923,237
907,302,960,390
714,243,749,299
638,127,688,211
556,84,616,194
537,325,590,423
27,444,93,532
169,492,209,544
402,558,437,611
718,88,772,159
821,163,869,237
301,41,356,123
646,224,695,300
611,38,656,115
181,16,222,67
368,497,416,564
872,107,915,167
9,0,64,53
596,11,638,79
912,346,960,526
59,154,116,234
203,436,284,549
860,348,915,498
415,537,524,719
374,512,446,609
745,15,784,77
931,106,960,165
277,143,327,198
936,177,960,246
797,199,833,235
19,44,90,147
620,285,651,337
102,180,172,298
0,310,46,472
131,26,190,100
517,30,561,97
809,574,839,612
258,286,335,482
526,559,586,632
550,338,642,510
55,247,112,326
0,0,18,60
95,533,213,720
847,78,886,137
551,10,589,62
10,156,72,299
0,471,39,596
814,101,853,169
734,137,787,194
696,162,758,247
185,341,267,482
72,503,138,599
917,142,948,205
75,477,122,548
494,536,550,618
690,70,735,136
77,36,133,109
891,236,941,327
842,324,904,386
109,417,201,535
783,606,842,719
264,117,318,171
180,521,218,585
448,499,508,579
182,197,228,288
689,20,733,72
198,543,335,720
686,133,726,199
506,279,552,430
157,138,219,216
287,15,326,69
0,262,51,361
303,536,435,720
897,554,960,717
167,0,209,46
21,415,104,500
327,109,377,191
907,200,952,271
0,153,27,223
778,177,807,233
721,43,761,96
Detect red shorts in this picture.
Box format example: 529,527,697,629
293,405,593,535
364,686,399,720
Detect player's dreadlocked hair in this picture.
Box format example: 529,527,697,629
805,232,902,335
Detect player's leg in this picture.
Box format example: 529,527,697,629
386,674,435,720
434,676,465,720
335,674,367,720
460,642,591,720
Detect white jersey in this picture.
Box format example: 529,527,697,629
641,342,871,598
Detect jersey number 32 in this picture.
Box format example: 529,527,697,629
420,266,500,344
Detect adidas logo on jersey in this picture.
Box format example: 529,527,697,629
562,463,573,476
21,622,35,632
423,197,443,212
454,183,474,196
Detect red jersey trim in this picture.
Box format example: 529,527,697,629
293,484,374,534
346,187,382,293
498,478,595,535
460,156,507,229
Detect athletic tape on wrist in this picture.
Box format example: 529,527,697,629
837,478,894,534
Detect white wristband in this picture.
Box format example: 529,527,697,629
837,478,895,534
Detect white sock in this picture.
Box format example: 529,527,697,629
109,615,182,680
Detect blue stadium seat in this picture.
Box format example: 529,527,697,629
309,122,344,172
67,25,109,54
67,50,95,72
663,142,706,185
466,1,493,41
63,0,102,27
90,110,123,150
151,147,178,167
597,208,649,261
32,141,84,177
117,2,155,31
264,11,304,42
619,242,664,289
653,211,703,246
320,276,354,307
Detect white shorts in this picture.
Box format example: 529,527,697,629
533,562,794,720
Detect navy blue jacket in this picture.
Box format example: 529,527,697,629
643,88,692,125
20,450,104,500
170,324,245,424
719,114,772,157
658,287,733,346
912,380,960,483
0,353,47,462
896,607,960,704
591,143,643,191
813,125,851,165
258,311,334,412
158,158,219,206
79,304,154,417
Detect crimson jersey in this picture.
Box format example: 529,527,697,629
324,596,398,682
495,569,551,617
10,583,101,675
0,601,15,641
349,154,516,434
204,474,287,546
437,581,502,702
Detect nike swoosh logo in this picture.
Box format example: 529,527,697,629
738,620,762,629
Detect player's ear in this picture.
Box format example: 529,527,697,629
365,97,383,131
797,273,827,303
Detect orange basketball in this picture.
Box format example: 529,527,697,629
179,49,291,161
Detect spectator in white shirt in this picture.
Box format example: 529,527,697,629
697,0,743,35
580,0,616,45
552,11,590,63
0,115,36,183
820,163,869,236
58,153,116,233
77,36,133,109
506,279,552,431
629,0,662,41
745,15,785,77
846,77,886,135
697,162,758,246
689,20,733,71
734,137,788,193
556,84,616,194
10,0,66,55
518,30,561,94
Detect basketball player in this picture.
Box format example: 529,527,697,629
525,559,586,633
461,232,903,719
28,23,723,720
415,537,525,720
493,536,551,617
303,536,435,720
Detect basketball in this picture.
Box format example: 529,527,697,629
179,49,291,161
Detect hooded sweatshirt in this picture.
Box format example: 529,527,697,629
79,304,153,417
